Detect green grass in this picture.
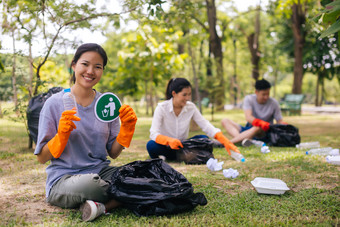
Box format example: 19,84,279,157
0,106,339,226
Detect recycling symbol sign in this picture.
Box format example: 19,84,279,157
94,92,121,122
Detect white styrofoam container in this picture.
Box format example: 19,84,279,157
326,156,340,165
251,177,290,195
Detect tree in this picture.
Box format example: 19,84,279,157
103,26,186,115
276,0,315,94
304,28,340,106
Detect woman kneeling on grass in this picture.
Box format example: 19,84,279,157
146,77,240,161
34,43,137,222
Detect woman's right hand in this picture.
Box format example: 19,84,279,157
47,109,81,158
155,135,183,150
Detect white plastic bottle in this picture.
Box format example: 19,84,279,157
251,140,266,147
296,141,320,149
306,147,339,156
62,88,78,115
230,151,245,162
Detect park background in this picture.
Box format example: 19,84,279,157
0,0,339,226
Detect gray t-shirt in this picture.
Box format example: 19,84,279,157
34,90,120,197
242,94,282,124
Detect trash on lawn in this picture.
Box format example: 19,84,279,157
251,177,290,195
223,168,239,179
296,141,320,149
326,155,340,165
261,145,270,154
206,158,224,171
306,147,339,156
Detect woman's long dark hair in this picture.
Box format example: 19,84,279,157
165,78,191,100
70,43,108,84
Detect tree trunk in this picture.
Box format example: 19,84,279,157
291,2,305,94
188,44,202,112
206,0,225,110
11,29,18,114
144,80,149,115
247,4,261,81
0,101,3,118
315,73,320,106
28,41,34,99
320,76,325,106
247,33,260,80
149,61,154,116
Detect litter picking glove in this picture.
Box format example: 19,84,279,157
116,104,137,148
47,109,81,158
155,135,183,150
214,131,239,156
252,118,270,132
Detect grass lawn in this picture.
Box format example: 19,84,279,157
0,107,339,226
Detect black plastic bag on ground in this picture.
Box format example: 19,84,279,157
108,159,207,216
27,87,64,143
176,138,214,164
267,124,301,147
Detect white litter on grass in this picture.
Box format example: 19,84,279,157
206,158,224,171
251,177,290,195
326,155,340,165
223,168,239,179
261,145,270,154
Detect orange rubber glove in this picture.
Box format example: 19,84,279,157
47,109,81,158
116,104,137,148
252,118,270,132
214,131,239,155
155,135,183,150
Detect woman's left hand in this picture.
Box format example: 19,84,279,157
116,104,137,147
214,131,239,155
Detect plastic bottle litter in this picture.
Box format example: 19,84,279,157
230,151,245,162
63,88,78,115
206,158,224,171
296,141,320,149
252,140,266,147
306,147,339,156
261,145,271,154
223,168,239,179
326,155,340,165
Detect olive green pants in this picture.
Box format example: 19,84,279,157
47,166,116,208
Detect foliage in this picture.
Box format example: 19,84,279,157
317,0,340,43
103,25,187,99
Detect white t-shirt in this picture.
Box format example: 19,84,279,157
149,99,220,141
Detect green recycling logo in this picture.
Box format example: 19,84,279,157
94,92,122,122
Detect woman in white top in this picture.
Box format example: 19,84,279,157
147,78,239,160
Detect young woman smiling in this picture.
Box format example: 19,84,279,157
146,78,240,161
34,43,137,222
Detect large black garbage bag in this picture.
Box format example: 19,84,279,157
267,124,301,147
27,87,64,143
176,138,214,164
108,159,207,216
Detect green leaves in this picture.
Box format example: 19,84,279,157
319,0,340,41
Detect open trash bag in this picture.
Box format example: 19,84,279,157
267,124,301,147
176,138,214,164
27,87,64,144
108,159,207,216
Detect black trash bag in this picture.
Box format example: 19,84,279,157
27,87,64,144
108,159,207,216
267,124,301,147
176,138,214,164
